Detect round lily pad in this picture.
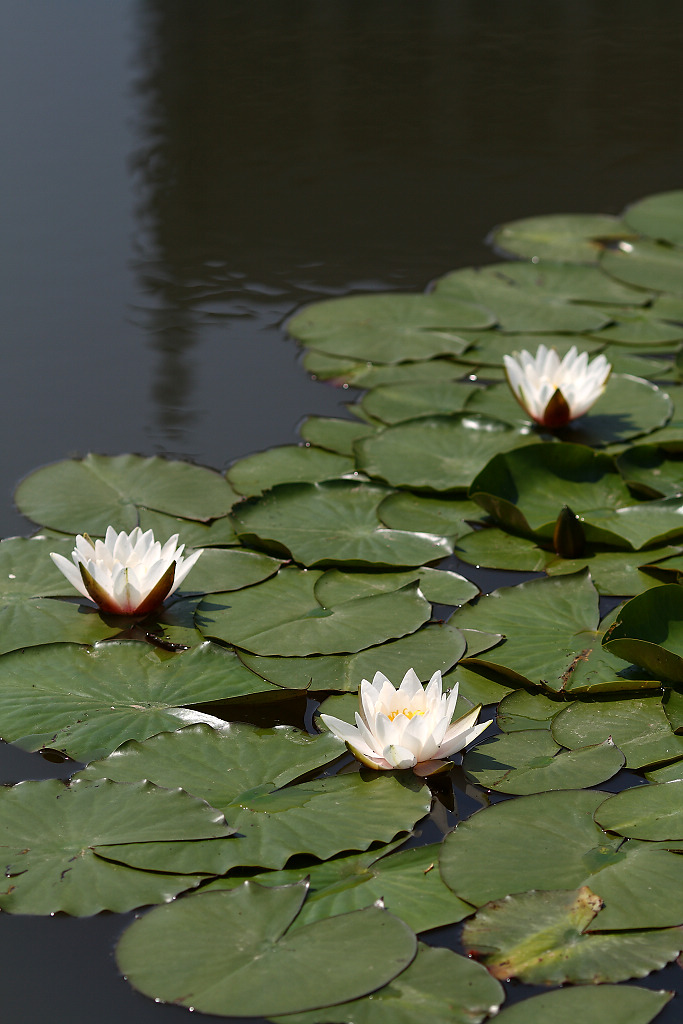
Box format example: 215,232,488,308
491,985,672,1024
483,260,650,304
617,445,683,499
602,239,683,296
603,584,683,681
197,565,431,656
15,453,237,533
623,189,683,244
226,444,356,497
489,212,630,263
116,882,418,1018
595,781,683,840
355,414,535,493
231,480,454,567
299,416,377,457
359,381,478,425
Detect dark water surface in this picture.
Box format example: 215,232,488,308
1,2,683,1021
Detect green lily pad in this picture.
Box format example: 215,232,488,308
449,331,604,369
433,267,611,332
178,546,283,593
463,733,624,794
491,985,673,1024
231,481,454,568
0,640,281,763
617,445,683,498
355,414,535,493
312,566,478,607
440,789,683,929
623,189,683,244
664,686,683,732
15,453,237,533
0,777,228,915
298,416,377,456
455,527,674,598
602,239,683,296
600,345,677,378
289,292,494,363
378,492,486,538
603,585,683,681
496,689,564,732
136,508,239,546
198,566,430,656
590,305,683,344
226,445,356,497
462,886,682,985
97,772,432,876
237,621,468,692
77,720,345,807
483,260,650,304
359,381,479,425
116,882,417,1018
269,943,504,1024
595,781,683,840
551,694,683,770
489,212,630,263
450,571,634,694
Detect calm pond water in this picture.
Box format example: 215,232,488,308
2,1,683,1021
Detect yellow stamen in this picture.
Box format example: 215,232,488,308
387,708,425,722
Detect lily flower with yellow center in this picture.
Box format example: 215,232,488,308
503,344,611,428
50,526,203,616
320,668,490,776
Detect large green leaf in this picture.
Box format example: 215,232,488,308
462,733,624,794
617,445,683,498
623,190,683,244
270,943,504,1024
0,640,280,763
136,508,238,546
15,453,237,533
196,566,431,656
491,985,672,1024
449,571,634,694
440,789,683,929
298,416,377,456
312,567,478,607
238,621,469,692
178,546,283,593
590,304,683,344
116,882,417,1017
551,695,683,770
447,331,603,370
231,481,454,567
433,267,611,332
226,445,356,497
378,492,486,538
77,721,345,809
462,886,682,985
489,212,629,263
289,293,494,363
603,585,683,680
595,781,683,840
483,259,650,304
602,239,683,296
496,688,564,732
0,777,228,915
97,772,431,876
355,414,535,493
359,381,478,425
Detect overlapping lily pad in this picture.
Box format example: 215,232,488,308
481,260,650,304
489,212,630,263
311,567,478,607
177,546,283,593
462,886,683,985
0,640,282,763
603,584,683,681
359,381,479,424
602,239,683,296
116,882,418,1018
298,416,377,456
595,781,683,840
491,985,673,1024
226,445,356,497
231,480,454,567
624,189,683,244
355,414,535,493
269,943,504,1024
0,777,228,915
439,789,683,929
378,492,486,538
15,453,237,533
197,565,431,656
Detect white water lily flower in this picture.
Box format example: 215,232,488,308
320,668,490,776
50,526,203,615
503,344,611,428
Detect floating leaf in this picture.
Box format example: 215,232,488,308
590,305,683,344
116,883,417,1018
0,640,281,763
617,445,683,499
359,381,478,425
483,259,650,304
226,445,356,497
355,414,535,493
491,985,673,1024
270,943,504,1024
595,781,683,840
378,491,486,538
312,567,478,608
602,240,683,296
231,481,453,567
463,733,624,794
603,584,683,681
463,886,682,985
551,694,683,770
623,189,683,244
178,546,283,593
238,621,468,692
496,689,563,732
15,453,236,533
197,566,431,656
489,212,630,263
137,508,238,546
0,777,228,915
298,416,377,456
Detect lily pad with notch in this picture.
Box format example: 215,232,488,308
602,584,683,681
489,212,630,263
595,780,683,841
226,445,356,497
491,984,673,1024
602,239,683,296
